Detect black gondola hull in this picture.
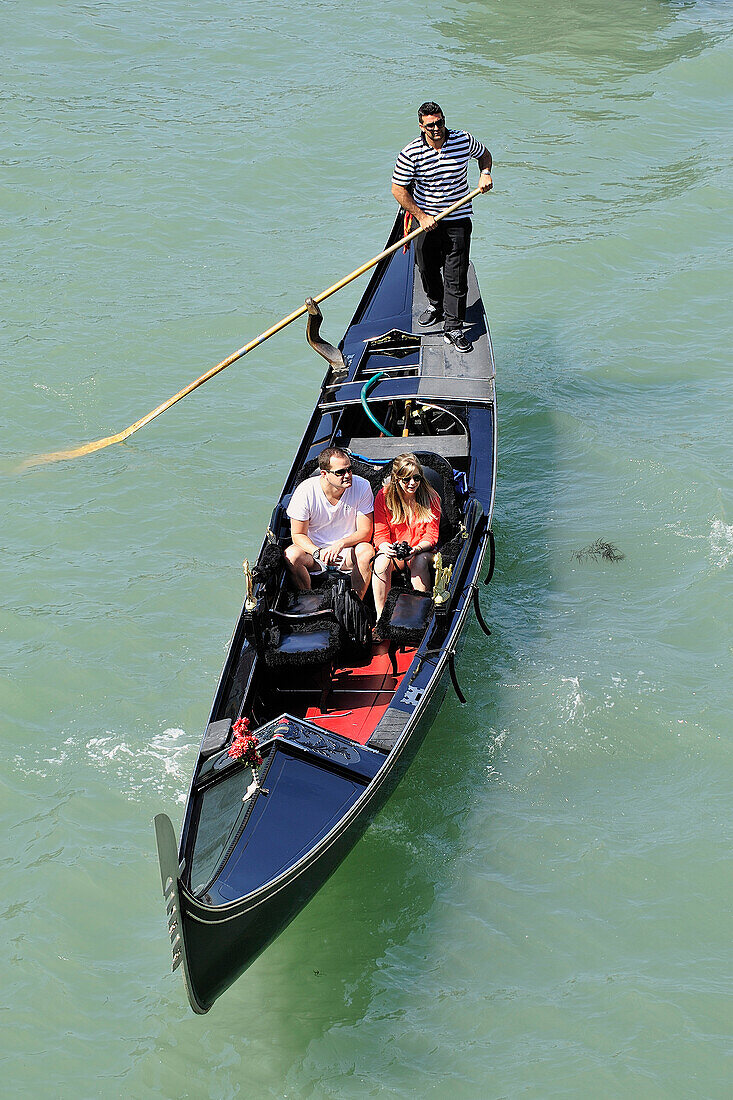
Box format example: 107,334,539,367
156,211,497,1012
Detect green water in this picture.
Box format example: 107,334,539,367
2,1,732,1096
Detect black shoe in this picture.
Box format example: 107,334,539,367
443,328,472,353
418,307,443,326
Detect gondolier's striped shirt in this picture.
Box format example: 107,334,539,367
392,129,486,221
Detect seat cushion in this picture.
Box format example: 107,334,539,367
264,620,342,667
377,590,433,646
284,590,332,616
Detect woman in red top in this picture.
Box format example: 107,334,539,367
372,453,441,625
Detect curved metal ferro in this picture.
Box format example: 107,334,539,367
154,814,206,1014
305,298,347,372
242,559,258,612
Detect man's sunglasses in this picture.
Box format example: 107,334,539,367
328,465,353,478
422,119,445,130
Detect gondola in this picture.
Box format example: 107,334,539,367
154,211,498,1014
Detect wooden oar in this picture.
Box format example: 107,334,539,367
21,186,486,470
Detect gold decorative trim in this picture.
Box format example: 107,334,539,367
432,552,453,606
242,559,257,612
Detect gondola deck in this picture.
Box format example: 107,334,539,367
155,211,497,1013
280,644,417,743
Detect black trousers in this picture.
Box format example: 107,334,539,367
415,218,472,330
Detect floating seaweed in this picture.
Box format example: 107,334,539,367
571,538,625,563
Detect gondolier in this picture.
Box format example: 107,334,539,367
391,101,493,353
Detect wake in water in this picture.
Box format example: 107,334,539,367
709,519,733,568
14,727,196,803
86,728,196,802
561,676,586,723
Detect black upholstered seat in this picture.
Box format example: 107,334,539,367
290,592,327,616
277,588,332,618
263,619,342,668
376,589,433,647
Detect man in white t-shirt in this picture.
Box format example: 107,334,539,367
285,447,374,598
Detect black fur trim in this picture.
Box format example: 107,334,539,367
410,450,461,533
436,529,464,566
295,456,386,497
252,541,284,585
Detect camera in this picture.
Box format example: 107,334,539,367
390,541,412,560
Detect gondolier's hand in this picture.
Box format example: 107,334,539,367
479,170,493,193
417,212,438,232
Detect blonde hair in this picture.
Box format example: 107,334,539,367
384,454,440,527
